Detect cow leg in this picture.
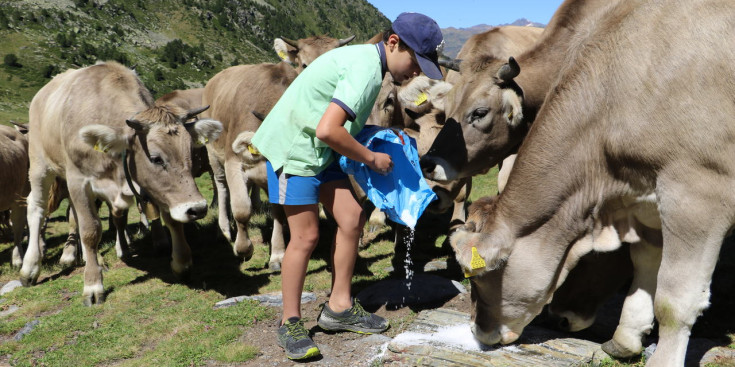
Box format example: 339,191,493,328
59,202,82,266
209,151,232,241
19,170,55,286
646,190,729,367
225,159,254,260
448,178,471,232
66,181,105,305
602,237,660,358
268,203,286,272
10,202,27,268
161,210,192,281
139,202,169,254
111,207,129,259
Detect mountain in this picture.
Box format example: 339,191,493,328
0,0,390,123
441,18,545,58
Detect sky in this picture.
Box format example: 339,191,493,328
365,0,565,29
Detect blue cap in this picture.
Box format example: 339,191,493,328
392,12,444,80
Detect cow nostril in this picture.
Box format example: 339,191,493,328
186,206,206,218
419,156,436,173
558,317,570,331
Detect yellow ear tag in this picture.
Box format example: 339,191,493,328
278,51,287,60
247,144,260,156
464,246,487,278
93,143,109,153
197,136,208,146
414,92,428,106
507,111,513,121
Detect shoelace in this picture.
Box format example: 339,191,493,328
285,321,309,341
348,300,371,318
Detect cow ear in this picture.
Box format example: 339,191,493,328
426,81,453,111
501,89,524,127
274,38,297,64
397,75,434,113
79,125,130,155
186,118,222,146
231,131,265,168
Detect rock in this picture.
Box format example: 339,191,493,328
0,305,19,318
214,292,316,309
14,320,40,341
382,308,606,367
0,280,22,296
423,260,448,272
356,273,466,310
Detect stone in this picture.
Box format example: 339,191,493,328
14,320,40,341
0,305,19,318
214,291,316,309
0,280,22,296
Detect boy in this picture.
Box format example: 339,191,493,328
251,12,444,360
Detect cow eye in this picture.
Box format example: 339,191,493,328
471,108,489,121
150,156,165,167
302,63,308,69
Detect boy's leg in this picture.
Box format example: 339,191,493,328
280,204,320,323
318,178,365,312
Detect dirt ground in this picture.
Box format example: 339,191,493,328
236,289,473,366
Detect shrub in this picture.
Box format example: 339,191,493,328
3,54,21,67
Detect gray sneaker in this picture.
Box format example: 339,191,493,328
317,299,389,334
276,317,321,360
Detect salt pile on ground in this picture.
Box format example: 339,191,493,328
392,323,490,352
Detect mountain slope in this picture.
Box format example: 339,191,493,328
441,18,545,58
0,0,390,123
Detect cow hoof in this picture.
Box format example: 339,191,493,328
268,261,282,273
82,293,106,307
601,339,640,359
59,249,78,267
20,276,37,287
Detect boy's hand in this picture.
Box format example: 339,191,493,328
369,152,394,175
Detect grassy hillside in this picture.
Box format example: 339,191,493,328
0,0,390,123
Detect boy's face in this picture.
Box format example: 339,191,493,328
386,34,422,84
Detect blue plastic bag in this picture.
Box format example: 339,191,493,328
339,125,437,228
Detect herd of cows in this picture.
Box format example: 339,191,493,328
0,0,733,365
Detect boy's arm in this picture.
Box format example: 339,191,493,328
316,102,393,174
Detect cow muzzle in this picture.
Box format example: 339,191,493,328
169,200,208,223
472,323,520,346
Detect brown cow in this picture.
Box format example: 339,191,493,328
421,0,616,181
0,124,29,268
421,0,631,332
447,1,734,366
20,62,222,305
203,36,353,271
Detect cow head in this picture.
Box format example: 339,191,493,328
79,105,222,223
274,35,355,73
420,56,526,181
453,194,644,347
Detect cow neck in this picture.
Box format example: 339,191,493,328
122,148,150,205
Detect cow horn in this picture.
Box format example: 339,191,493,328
497,57,520,81
338,35,356,47
186,105,210,119
280,36,299,48
439,55,462,72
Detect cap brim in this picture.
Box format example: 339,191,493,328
416,54,443,80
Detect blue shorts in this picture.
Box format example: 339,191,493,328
266,160,348,205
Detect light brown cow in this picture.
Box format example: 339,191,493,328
422,0,631,332
203,36,353,271
0,124,29,268
21,61,222,305
445,25,544,84
421,0,616,181
447,1,734,366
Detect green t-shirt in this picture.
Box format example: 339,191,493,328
252,43,387,176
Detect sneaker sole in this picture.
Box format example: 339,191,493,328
317,319,388,334
285,346,321,360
